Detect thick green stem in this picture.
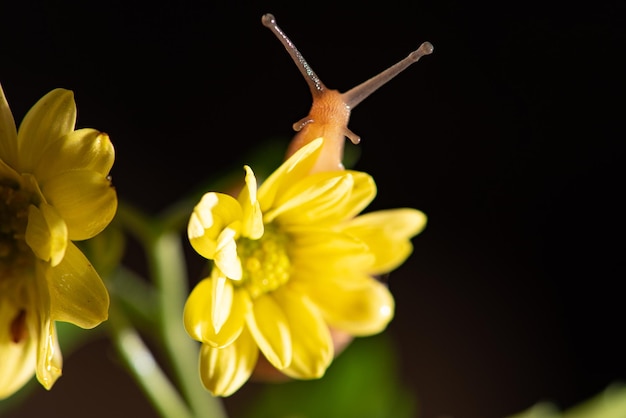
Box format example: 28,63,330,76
115,202,228,418
147,231,228,418
107,303,193,418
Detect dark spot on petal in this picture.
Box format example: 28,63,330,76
10,309,28,343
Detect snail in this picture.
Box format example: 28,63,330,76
252,13,433,382
262,13,433,173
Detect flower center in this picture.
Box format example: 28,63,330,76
236,224,291,299
0,181,34,280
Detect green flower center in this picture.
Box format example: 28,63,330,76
236,224,291,299
0,181,34,280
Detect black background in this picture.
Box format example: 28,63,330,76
1,1,625,417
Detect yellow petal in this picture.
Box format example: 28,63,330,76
34,129,114,182
211,274,231,334
199,327,259,397
273,288,333,379
266,171,375,226
47,242,110,328
238,166,264,240
258,137,323,212
41,170,117,241
338,171,378,220
298,276,395,336
0,296,37,400
36,316,63,390
0,158,20,185
290,231,375,286
245,294,292,369
184,278,250,348
343,208,427,274
188,192,242,260
213,226,242,280
264,172,354,224
17,89,76,172
0,83,19,169
25,202,68,266
31,264,63,390
289,229,373,271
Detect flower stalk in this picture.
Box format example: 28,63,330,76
114,202,228,418
107,302,194,418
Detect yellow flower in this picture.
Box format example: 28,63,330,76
184,137,426,396
0,84,117,399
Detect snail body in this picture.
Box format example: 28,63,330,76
262,13,433,173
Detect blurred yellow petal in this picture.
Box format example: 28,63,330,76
184,278,250,348
238,166,264,240
25,202,68,266
300,276,395,336
41,170,117,241
23,265,62,391
35,315,62,390
34,129,114,182
0,297,37,400
199,327,259,397
188,192,242,260
0,83,18,168
0,86,116,397
0,158,20,185
274,288,333,379
344,208,427,274
245,294,292,369
17,89,76,172
47,243,109,328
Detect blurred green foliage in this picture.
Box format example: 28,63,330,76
507,383,626,418
238,333,417,418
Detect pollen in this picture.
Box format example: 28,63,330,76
236,224,291,299
0,182,34,279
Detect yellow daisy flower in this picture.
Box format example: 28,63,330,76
184,137,426,396
0,84,117,399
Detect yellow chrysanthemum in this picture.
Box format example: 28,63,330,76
184,137,426,396
0,84,117,399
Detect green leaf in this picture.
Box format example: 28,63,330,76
238,333,417,418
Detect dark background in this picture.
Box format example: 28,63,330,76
1,1,625,417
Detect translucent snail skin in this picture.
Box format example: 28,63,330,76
262,13,433,173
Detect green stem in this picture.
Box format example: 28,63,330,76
147,230,228,418
115,202,227,418
107,303,193,418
